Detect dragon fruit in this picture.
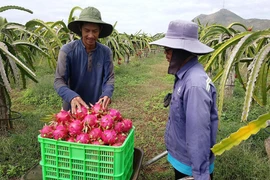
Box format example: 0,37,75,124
122,119,133,132
91,103,105,116
83,114,98,128
108,108,122,121
114,121,125,133
68,120,83,136
40,124,54,138
53,125,68,140
101,129,118,145
55,110,71,124
76,133,90,144
89,128,103,141
100,114,114,130
74,106,88,120
67,136,76,142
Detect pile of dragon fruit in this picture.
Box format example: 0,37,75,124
39,103,133,146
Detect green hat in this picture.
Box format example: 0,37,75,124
68,7,113,38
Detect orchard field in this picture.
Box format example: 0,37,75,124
1,5,270,180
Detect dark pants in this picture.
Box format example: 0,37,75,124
174,168,213,180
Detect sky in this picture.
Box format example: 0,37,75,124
1,0,269,35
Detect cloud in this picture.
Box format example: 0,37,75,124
1,0,269,34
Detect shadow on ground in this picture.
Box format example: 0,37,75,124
21,164,42,180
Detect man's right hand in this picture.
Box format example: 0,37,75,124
70,96,89,115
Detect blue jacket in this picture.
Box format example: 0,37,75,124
165,57,218,180
54,40,114,110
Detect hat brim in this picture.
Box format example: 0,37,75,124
68,19,113,38
150,37,214,55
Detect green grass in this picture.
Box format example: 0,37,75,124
0,53,270,180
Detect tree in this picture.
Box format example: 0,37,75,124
0,6,40,130
198,22,270,155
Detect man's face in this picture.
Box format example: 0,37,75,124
164,47,173,62
81,23,100,48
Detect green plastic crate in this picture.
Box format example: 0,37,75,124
38,128,134,180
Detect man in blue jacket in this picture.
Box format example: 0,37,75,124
150,20,219,180
54,7,114,114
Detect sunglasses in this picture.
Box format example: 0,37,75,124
164,47,172,53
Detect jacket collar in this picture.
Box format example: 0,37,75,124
175,56,198,80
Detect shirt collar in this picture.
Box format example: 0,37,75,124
175,56,198,80
79,39,99,52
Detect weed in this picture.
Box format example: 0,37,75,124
1,52,269,180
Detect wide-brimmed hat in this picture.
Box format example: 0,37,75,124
150,20,214,55
68,7,113,38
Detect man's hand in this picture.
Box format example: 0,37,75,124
70,96,89,115
97,96,111,110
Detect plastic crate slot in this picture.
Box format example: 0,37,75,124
71,171,84,180
72,159,84,170
85,173,99,180
85,161,99,172
45,155,57,166
86,149,99,155
100,155,114,163
100,175,113,180
85,154,99,160
86,166,99,172
46,166,57,177
58,146,69,157
58,168,70,178
100,165,113,174
58,157,69,166
45,145,56,155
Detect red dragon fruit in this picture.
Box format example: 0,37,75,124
39,124,54,138
66,136,76,142
55,110,71,124
116,133,127,144
122,119,133,132
89,128,103,141
53,125,68,140
91,103,105,116
74,106,88,120
101,129,118,145
112,142,123,146
114,121,125,133
83,114,99,128
108,108,122,121
76,133,90,144
91,140,104,145
100,114,114,130
68,120,83,136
